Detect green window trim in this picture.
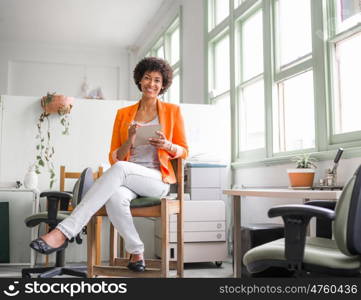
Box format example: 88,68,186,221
141,8,183,104
232,146,361,169
205,0,361,169
208,29,230,99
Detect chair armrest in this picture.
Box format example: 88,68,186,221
269,204,336,220
40,191,72,225
305,201,336,238
268,204,335,269
305,200,337,210
40,191,72,200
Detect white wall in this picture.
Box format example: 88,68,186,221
129,0,205,104
0,41,129,100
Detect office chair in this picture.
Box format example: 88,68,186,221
43,166,103,267
60,165,104,265
22,168,94,278
305,200,336,239
243,165,361,277
87,158,185,278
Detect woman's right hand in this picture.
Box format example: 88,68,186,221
127,123,139,146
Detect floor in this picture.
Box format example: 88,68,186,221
0,258,233,278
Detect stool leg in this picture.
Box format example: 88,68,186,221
87,217,96,278
109,223,117,266
161,199,170,278
95,216,102,265
176,212,184,278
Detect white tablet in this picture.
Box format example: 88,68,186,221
134,124,162,147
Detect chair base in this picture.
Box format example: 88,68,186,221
246,260,361,277
22,266,87,278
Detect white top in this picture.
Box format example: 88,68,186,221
129,116,161,170
223,188,342,200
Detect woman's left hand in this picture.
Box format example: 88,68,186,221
148,131,172,151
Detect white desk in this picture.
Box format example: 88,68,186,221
0,188,40,267
223,188,342,278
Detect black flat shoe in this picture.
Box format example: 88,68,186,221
127,255,145,272
29,237,68,255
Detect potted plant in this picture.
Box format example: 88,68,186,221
35,92,74,188
287,153,317,188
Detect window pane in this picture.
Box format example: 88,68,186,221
238,80,265,151
336,0,361,31
234,0,243,9
277,0,312,66
215,0,229,25
274,71,315,152
156,45,164,59
168,73,180,104
333,32,361,134
214,35,230,94
170,28,180,65
242,10,263,81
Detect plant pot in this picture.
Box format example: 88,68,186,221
287,168,315,188
41,94,74,115
24,170,38,189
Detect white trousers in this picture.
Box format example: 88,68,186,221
57,161,170,254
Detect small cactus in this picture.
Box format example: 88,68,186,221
291,153,317,169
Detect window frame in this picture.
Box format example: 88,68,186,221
208,0,231,32
208,29,230,99
142,11,183,104
326,0,361,147
235,5,266,160
205,0,361,169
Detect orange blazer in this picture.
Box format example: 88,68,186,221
109,99,189,184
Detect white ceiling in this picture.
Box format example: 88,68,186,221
0,0,170,49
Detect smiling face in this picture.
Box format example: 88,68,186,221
139,71,163,98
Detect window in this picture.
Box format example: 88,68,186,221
155,44,164,59
276,0,312,67
211,33,230,96
335,0,361,33
236,9,265,154
273,71,315,152
273,0,314,154
234,0,244,9
208,0,229,31
238,80,265,151
329,1,361,138
169,27,180,65
168,71,180,104
242,11,263,80
206,0,361,167
144,16,181,104
333,33,361,134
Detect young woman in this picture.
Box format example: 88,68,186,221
30,57,188,272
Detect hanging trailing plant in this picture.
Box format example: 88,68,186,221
35,92,74,188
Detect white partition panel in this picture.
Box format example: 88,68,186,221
0,95,228,262
0,95,133,191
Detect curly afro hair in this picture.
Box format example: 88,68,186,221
133,57,173,95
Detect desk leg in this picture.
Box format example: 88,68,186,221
303,198,311,236
233,195,241,278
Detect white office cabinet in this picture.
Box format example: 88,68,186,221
0,189,40,266
154,200,228,263
185,163,227,201
188,188,223,201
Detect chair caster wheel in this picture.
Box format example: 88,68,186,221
22,272,31,278
215,261,222,267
